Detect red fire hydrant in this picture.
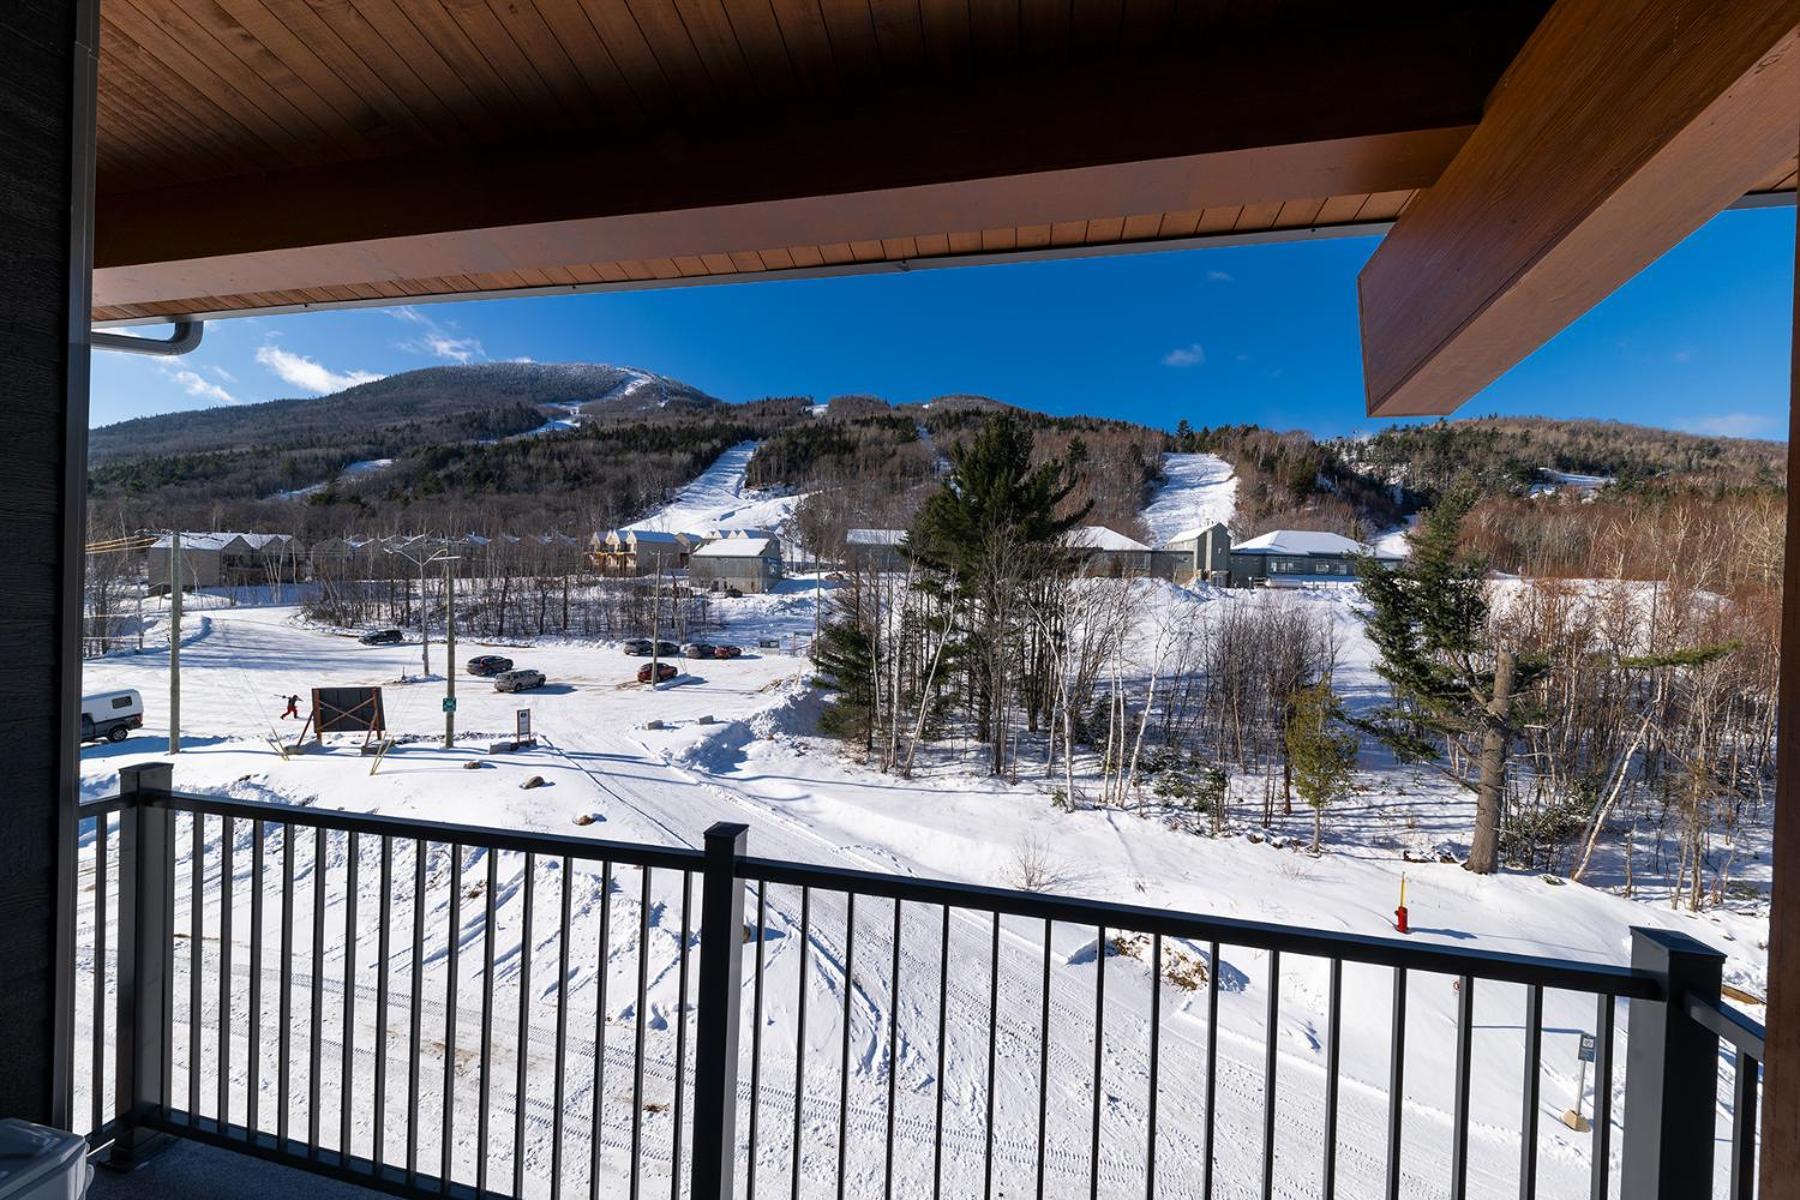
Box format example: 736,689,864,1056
1394,873,1410,934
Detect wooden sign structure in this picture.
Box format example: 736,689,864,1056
292,686,387,750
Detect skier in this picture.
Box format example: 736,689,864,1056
281,694,300,720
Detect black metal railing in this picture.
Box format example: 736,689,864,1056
70,764,1764,1199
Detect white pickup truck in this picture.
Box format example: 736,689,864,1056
80,689,144,744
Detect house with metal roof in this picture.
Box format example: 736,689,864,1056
1227,529,1403,587
589,528,690,576
688,536,784,594
1060,525,1153,576
845,528,909,571
147,532,297,593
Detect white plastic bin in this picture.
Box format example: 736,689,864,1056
0,1120,89,1200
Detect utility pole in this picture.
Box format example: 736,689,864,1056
444,558,457,748
649,563,662,690
168,531,182,754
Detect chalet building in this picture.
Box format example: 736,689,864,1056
1060,525,1153,576
1158,523,1234,584
845,528,909,571
688,536,784,593
147,532,297,593
589,528,690,576
1227,529,1403,586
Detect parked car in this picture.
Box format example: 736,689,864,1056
655,640,680,657
621,638,653,656
681,642,715,659
466,654,513,676
80,689,143,744
493,668,546,693
712,644,743,659
358,628,403,645
636,662,678,684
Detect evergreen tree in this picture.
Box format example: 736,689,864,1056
1285,679,1358,854
1355,486,1542,873
812,586,878,752
909,412,1089,577
909,413,1090,773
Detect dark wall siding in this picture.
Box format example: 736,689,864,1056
0,0,88,1124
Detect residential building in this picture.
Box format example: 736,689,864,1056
590,528,690,576
1226,529,1402,586
1158,523,1234,584
1060,525,1152,576
688,535,784,593
147,532,297,593
845,528,909,571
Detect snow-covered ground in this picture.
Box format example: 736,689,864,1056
625,441,805,541
1528,469,1612,499
1140,454,1238,546
71,570,1764,1199
1370,517,1417,559
270,457,395,501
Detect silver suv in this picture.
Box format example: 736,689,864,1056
494,668,546,693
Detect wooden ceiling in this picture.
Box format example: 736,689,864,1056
91,0,1795,324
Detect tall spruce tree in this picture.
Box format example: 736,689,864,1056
909,413,1090,773
1355,487,1542,873
812,582,878,752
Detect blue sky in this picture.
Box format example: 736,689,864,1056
93,206,1794,440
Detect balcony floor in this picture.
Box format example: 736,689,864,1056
91,1139,384,1200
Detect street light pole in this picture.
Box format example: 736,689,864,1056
384,541,456,680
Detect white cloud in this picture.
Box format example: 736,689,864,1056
161,364,238,406
1162,343,1206,368
255,345,383,394
390,305,485,363
207,365,237,383
1681,412,1780,439
422,332,483,363
1205,269,1233,283
511,356,536,364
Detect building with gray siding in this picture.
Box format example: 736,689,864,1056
689,535,784,593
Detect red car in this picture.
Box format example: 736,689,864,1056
636,662,678,684
712,644,743,659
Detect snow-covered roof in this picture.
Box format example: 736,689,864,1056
152,531,291,551
1162,523,1227,547
847,528,908,546
691,537,777,558
1232,529,1398,559
626,529,682,545
1061,525,1149,553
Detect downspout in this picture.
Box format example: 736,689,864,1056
91,319,204,356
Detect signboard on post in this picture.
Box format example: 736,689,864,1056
517,708,531,740
442,696,457,714
1578,1033,1596,1063
311,687,385,737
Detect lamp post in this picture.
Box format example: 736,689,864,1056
383,541,458,679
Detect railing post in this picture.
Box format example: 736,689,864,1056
690,822,749,1200
110,763,172,1166
1620,926,1725,1200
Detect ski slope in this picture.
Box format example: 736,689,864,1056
72,583,1763,1199
625,441,805,540
1140,453,1238,545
